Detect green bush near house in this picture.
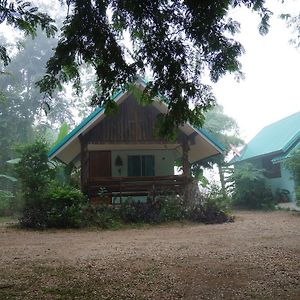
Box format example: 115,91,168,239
15,139,87,228
84,205,122,229
229,163,275,210
187,198,233,224
159,195,185,222
45,183,88,228
284,148,300,205
187,186,234,224
119,199,162,224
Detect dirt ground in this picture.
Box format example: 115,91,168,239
0,211,299,300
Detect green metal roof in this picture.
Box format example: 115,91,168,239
233,111,300,163
48,81,224,159
194,127,225,152
272,140,300,164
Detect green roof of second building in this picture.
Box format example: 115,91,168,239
234,111,300,162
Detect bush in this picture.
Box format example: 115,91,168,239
187,197,234,224
45,183,87,228
229,163,275,210
158,195,185,222
19,182,88,228
119,199,161,224
284,149,300,205
15,139,52,227
15,139,88,228
84,205,122,229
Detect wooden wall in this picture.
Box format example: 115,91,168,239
84,94,170,144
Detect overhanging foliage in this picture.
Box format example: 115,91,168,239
37,0,271,135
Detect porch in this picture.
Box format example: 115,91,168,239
87,175,186,203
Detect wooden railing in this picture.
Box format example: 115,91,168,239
87,175,186,198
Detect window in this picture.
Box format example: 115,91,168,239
128,155,155,176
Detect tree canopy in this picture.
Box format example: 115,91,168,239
202,105,244,197
35,0,271,135
0,0,56,67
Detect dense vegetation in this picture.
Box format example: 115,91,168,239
12,139,233,229
228,163,275,210
2,1,296,224
285,148,300,205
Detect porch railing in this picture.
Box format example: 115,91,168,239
87,175,186,199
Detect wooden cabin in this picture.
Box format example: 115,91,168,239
48,80,224,203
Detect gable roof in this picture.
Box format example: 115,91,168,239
48,80,224,164
232,111,300,163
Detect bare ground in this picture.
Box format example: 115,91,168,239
0,211,299,300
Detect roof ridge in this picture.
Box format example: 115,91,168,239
262,111,300,130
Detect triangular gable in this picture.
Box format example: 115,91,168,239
49,80,224,164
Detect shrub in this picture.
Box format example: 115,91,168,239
284,149,300,205
187,197,234,224
158,195,185,222
229,163,275,210
15,139,53,203
19,182,88,228
119,199,161,224
14,139,52,228
84,205,122,229
45,183,88,228
186,184,233,224
15,139,88,228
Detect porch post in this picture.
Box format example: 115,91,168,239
79,134,88,194
182,137,190,179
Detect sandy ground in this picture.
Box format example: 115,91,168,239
0,211,299,299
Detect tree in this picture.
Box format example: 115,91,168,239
281,13,300,48
203,105,244,198
227,162,274,209
37,0,271,136
0,30,75,180
285,148,300,202
0,0,56,67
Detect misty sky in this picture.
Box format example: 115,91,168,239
213,0,300,142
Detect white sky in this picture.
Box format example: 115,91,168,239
213,0,300,143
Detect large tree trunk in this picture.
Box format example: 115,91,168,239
184,179,203,208
182,138,201,206
182,138,190,179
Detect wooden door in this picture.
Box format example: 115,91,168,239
89,151,111,178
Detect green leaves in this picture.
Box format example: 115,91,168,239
36,0,270,136
51,122,69,148
228,162,275,209
0,0,57,65
285,147,300,184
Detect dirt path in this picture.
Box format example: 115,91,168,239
0,211,299,299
